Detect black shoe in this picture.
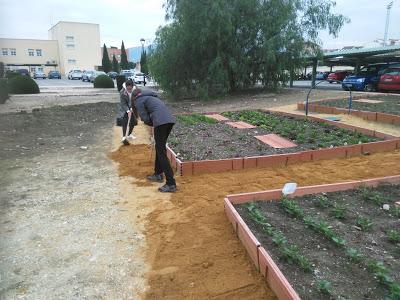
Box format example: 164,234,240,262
158,184,177,193
147,174,164,183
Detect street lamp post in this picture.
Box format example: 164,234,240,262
140,38,146,85
383,1,394,46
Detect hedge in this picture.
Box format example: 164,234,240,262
93,75,114,88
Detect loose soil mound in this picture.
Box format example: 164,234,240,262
110,144,400,300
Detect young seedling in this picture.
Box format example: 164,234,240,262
387,229,400,243
345,247,363,263
271,231,287,246
314,194,329,208
280,197,304,219
392,206,400,218
281,245,313,273
356,217,374,231
331,204,347,219
316,279,332,295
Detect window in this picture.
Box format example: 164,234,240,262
30,66,36,72
38,67,44,72
66,36,74,41
10,48,16,56
68,59,76,64
36,49,42,56
2,48,8,56
28,49,34,56
66,44,75,49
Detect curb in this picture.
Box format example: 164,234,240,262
224,175,400,300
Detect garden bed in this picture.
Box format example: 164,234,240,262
232,182,400,300
321,95,400,116
169,111,379,161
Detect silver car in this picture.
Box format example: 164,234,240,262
90,71,106,83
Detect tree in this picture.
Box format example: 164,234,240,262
112,54,120,73
128,62,136,69
0,62,4,78
102,44,112,73
140,50,148,75
120,40,129,70
149,0,349,99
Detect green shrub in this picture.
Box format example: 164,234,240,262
93,75,114,88
8,76,39,94
6,71,21,79
0,78,9,103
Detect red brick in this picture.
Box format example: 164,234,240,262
311,147,347,161
192,159,232,174
297,103,305,110
360,175,400,187
286,152,313,165
224,198,239,233
292,181,360,197
180,162,193,176
343,144,363,158
362,140,398,154
393,116,400,126
232,158,244,170
243,157,257,169
256,154,288,168
237,218,260,270
228,189,282,204
395,201,400,207
334,107,348,114
377,113,395,125
362,111,378,122
255,134,297,149
204,114,230,122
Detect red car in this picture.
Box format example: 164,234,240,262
327,70,351,83
378,66,400,92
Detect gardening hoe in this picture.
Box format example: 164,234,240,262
122,112,132,146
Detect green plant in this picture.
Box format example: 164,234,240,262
359,186,385,206
314,194,329,208
345,247,363,263
316,279,332,295
331,204,347,219
177,114,217,125
387,229,400,243
93,75,114,88
356,217,374,231
0,78,9,104
280,197,304,219
392,206,400,218
5,71,21,79
271,231,287,246
281,245,312,272
8,76,39,94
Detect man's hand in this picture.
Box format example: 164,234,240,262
127,111,132,118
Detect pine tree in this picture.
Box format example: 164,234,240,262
112,55,120,73
120,41,129,70
101,44,112,73
140,50,148,75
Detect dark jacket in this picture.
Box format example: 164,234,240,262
118,88,138,119
134,90,176,127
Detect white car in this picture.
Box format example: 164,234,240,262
133,72,146,84
68,70,83,80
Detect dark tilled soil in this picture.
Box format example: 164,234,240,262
235,184,400,300
169,112,378,161
322,95,400,116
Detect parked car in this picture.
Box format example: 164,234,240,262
48,71,61,79
132,72,146,84
378,64,400,92
82,70,95,82
107,71,118,79
327,70,351,83
68,70,83,80
342,63,392,92
33,71,47,79
315,71,330,80
120,71,135,80
16,69,30,76
90,71,106,83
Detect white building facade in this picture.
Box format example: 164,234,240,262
0,21,101,76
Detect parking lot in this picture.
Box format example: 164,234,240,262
33,77,155,88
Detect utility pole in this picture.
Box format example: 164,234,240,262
383,1,394,46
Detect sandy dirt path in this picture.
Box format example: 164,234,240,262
111,140,400,299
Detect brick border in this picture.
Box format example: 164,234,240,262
297,97,400,126
224,175,400,300
167,111,400,176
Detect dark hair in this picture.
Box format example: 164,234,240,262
132,88,142,97
125,79,134,86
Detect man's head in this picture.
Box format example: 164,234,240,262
125,79,135,93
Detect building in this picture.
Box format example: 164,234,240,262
101,46,121,62
49,21,101,74
0,21,101,76
0,38,59,74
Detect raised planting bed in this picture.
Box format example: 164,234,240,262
225,176,400,300
298,95,400,125
167,111,400,175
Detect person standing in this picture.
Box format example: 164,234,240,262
118,80,138,144
133,88,177,193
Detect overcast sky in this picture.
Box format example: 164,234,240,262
0,0,399,49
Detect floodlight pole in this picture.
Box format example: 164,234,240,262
383,1,393,46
